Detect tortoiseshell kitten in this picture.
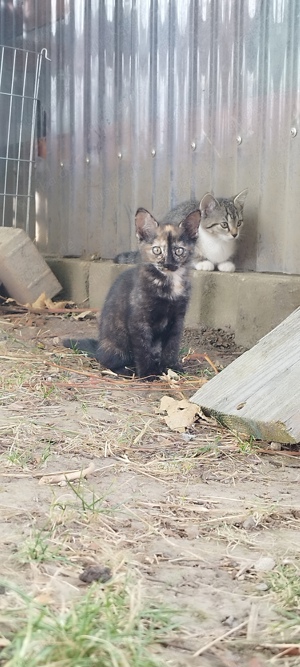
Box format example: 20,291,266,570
64,207,201,378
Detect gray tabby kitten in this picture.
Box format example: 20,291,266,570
165,189,248,272
114,189,248,272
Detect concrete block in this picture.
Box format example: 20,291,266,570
188,271,300,348
186,272,238,331
46,257,90,304
228,273,300,347
43,257,300,350
0,228,62,304
89,261,126,309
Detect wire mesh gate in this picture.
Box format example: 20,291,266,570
0,45,48,236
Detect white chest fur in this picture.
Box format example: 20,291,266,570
196,226,237,264
168,267,186,297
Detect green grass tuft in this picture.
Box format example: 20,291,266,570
1,580,177,667
267,562,300,613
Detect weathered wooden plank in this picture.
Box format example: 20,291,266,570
190,307,300,443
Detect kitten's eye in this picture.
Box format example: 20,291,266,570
237,220,242,227
152,246,162,255
220,222,228,229
174,247,185,256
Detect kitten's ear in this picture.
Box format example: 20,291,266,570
200,192,219,216
234,188,248,208
135,208,158,241
179,210,201,239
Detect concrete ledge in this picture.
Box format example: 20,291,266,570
46,257,300,349
89,261,126,312
46,258,90,305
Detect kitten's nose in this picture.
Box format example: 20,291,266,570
231,232,238,238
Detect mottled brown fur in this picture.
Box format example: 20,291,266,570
64,207,201,379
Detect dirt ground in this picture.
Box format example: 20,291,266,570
0,305,300,666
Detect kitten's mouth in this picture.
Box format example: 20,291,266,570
160,264,177,272
222,234,238,241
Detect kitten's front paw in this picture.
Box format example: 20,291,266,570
194,260,215,271
217,261,235,272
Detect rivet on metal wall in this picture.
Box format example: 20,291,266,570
85,157,90,164
117,152,122,159
191,141,196,150
151,149,156,157
291,127,297,138
236,136,242,145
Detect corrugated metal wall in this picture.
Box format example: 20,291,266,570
1,0,300,273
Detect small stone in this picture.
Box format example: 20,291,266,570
269,442,282,451
222,615,237,627
181,433,195,442
185,524,199,539
79,565,112,584
256,582,269,591
242,516,256,530
254,557,276,572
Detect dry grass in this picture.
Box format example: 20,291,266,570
0,313,300,666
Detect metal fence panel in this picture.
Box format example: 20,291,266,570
0,45,46,236
0,1,299,273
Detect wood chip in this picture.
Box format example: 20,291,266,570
39,462,95,486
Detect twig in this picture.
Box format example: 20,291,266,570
133,419,152,445
38,462,95,485
192,620,247,657
227,640,300,651
271,646,300,661
246,603,259,641
257,448,300,457
203,353,219,374
182,351,219,374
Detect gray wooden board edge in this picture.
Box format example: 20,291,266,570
190,306,300,443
